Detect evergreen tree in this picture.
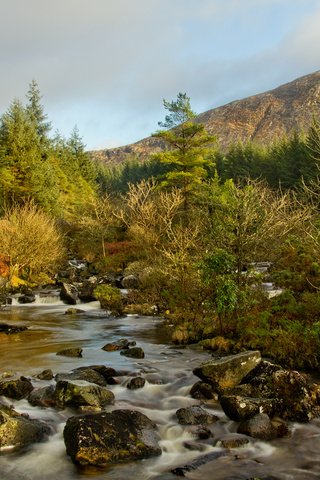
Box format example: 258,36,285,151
153,93,215,208
66,125,97,183
26,79,51,150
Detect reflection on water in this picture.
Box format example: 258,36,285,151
0,301,320,479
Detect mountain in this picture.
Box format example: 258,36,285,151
91,71,320,164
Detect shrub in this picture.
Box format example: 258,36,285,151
93,284,124,316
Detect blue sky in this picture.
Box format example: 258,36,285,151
0,0,319,150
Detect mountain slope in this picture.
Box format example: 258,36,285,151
92,71,320,164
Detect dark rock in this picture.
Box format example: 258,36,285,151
55,380,115,410
0,403,50,451
18,294,35,304
190,381,215,400
56,347,82,358
35,369,54,380
170,451,229,476
183,440,207,452
60,283,78,305
0,377,34,399
86,365,119,384
120,347,145,359
78,277,98,302
176,405,219,425
0,323,28,334
220,395,275,421
63,409,161,466
55,367,108,387
193,351,261,395
127,377,146,390
28,385,56,407
237,413,277,440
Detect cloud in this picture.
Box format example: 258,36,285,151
0,0,319,148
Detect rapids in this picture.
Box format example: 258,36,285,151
0,297,319,479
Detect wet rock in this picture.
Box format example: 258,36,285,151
0,376,34,399
193,351,261,395
56,347,82,357
17,294,35,304
28,385,56,407
102,338,132,351
176,405,219,425
0,403,50,451
127,377,146,389
183,440,207,451
55,380,115,410
190,381,216,400
55,367,108,387
120,347,145,359
78,277,98,302
64,308,85,315
59,283,78,305
237,413,277,440
215,434,250,449
63,409,161,466
0,323,28,334
170,451,229,476
35,369,54,380
220,395,275,421
86,365,119,384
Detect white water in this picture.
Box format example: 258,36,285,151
0,299,320,479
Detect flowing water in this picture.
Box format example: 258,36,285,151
0,297,320,479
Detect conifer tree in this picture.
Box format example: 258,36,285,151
26,79,51,149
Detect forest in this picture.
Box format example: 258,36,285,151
1,84,320,370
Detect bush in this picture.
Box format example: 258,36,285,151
93,284,124,316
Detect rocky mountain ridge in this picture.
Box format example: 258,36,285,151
91,71,320,164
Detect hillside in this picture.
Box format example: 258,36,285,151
91,71,320,164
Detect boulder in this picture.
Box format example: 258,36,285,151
35,369,54,380
55,380,115,410
0,376,34,399
85,365,118,384
0,403,50,451
190,381,216,400
216,434,250,449
193,351,261,395
220,395,275,421
28,385,56,407
17,294,35,304
120,347,145,359
176,405,219,425
127,377,146,390
237,413,277,440
78,277,98,302
64,308,85,315
63,409,161,466
0,323,28,334
121,275,139,289
55,367,108,387
56,347,82,358
59,283,78,305
102,338,133,351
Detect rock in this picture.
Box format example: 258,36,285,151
120,347,145,359
102,338,132,351
78,277,98,302
64,308,85,315
127,377,145,390
55,380,115,410
55,367,108,387
63,409,161,466
193,351,261,395
237,413,277,440
176,405,219,425
220,395,275,421
216,434,250,449
35,369,54,380
28,385,56,407
190,381,216,400
86,365,118,384
59,283,78,305
56,347,82,357
0,403,50,451
170,451,229,476
121,275,139,289
0,323,28,334
17,294,35,304
0,377,34,399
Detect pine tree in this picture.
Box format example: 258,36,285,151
26,79,51,149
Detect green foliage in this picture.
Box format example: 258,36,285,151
93,284,124,316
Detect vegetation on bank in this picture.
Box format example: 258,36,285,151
1,83,320,369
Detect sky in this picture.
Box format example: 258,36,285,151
0,0,320,151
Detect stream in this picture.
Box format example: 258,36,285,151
0,296,320,479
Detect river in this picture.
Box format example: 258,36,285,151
0,296,320,479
